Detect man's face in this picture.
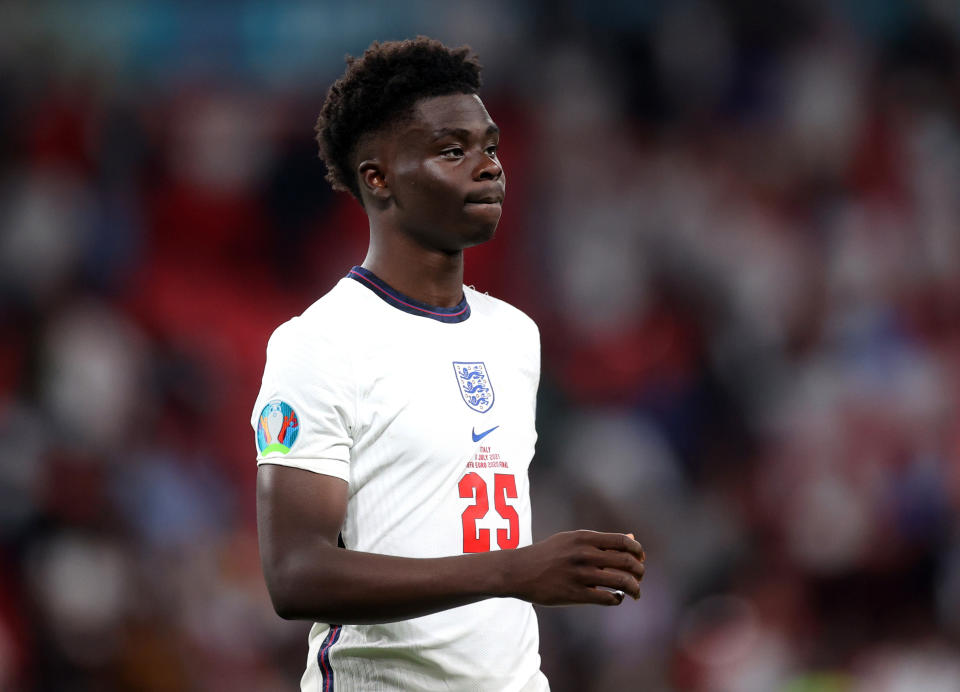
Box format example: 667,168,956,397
382,93,505,252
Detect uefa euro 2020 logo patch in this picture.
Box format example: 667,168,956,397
257,400,300,455
452,362,495,413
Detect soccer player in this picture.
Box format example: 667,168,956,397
252,37,646,691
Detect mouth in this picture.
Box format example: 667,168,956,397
464,191,504,206
463,198,502,219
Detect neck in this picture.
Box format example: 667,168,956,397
361,225,465,308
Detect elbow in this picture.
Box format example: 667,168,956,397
267,589,310,622
262,557,338,621
264,577,297,620
270,597,300,621
263,565,309,620
263,572,291,619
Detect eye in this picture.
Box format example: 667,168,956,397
441,147,465,159
485,145,498,156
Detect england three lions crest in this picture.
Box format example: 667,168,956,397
453,362,495,413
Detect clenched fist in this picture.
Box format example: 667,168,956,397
500,530,646,606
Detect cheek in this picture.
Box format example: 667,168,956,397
399,164,460,209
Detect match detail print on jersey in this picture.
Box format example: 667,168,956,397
452,361,495,413
256,400,300,455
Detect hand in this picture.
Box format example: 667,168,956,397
502,530,645,606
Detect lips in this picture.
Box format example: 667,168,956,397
464,189,504,205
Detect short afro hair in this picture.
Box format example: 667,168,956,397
315,37,483,201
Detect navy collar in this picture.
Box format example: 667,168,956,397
347,266,471,323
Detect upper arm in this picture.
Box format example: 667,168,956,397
256,464,348,611
252,319,359,617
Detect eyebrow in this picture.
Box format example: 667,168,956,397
431,124,500,141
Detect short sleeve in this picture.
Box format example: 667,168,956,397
525,316,541,414
250,319,355,482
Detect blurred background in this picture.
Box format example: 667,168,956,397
1,0,959,690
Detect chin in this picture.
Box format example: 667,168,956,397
463,221,499,248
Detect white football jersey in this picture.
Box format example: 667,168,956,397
251,266,549,692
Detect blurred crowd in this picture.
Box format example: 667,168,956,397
1,1,959,690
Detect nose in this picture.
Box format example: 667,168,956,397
474,153,502,181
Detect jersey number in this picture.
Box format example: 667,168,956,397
459,472,519,552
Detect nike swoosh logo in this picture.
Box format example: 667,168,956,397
472,425,499,443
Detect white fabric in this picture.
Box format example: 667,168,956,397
251,276,549,692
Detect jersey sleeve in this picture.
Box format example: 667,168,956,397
524,314,541,418
250,319,355,482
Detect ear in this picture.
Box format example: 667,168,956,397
358,160,390,203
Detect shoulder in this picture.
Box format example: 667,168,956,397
465,287,539,345
264,280,362,368
256,283,362,420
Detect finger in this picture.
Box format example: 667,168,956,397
628,534,646,563
592,568,642,599
626,533,646,562
586,550,646,579
583,587,625,606
586,531,645,557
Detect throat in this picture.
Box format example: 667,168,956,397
347,266,471,324
361,245,465,308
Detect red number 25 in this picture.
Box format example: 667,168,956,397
458,472,520,552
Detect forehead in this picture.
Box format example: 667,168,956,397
402,93,496,138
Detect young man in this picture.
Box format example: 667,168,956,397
253,38,645,691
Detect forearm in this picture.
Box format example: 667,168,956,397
256,467,645,623
265,545,513,624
